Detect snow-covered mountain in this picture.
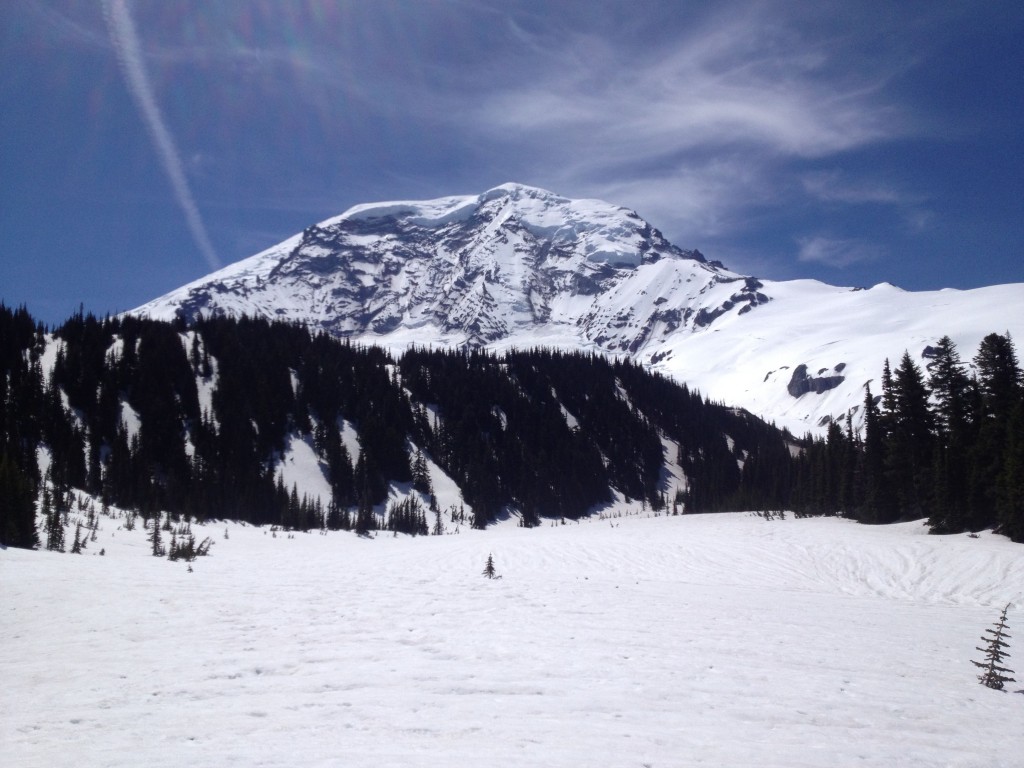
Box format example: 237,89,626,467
134,183,1024,436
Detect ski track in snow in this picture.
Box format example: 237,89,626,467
2,513,1022,768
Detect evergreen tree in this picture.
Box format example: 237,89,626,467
974,333,1022,420
354,487,375,536
883,352,934,520
967,333,1022,531
411,449,432,495
150,513,164,557
996,400,1024,542
973,604,1015,691
431,495,443,535
927,337,973,533
929,336,973,439
0,453,38,549
70,521,84,554
482,553,498,579
45,489,65,553
879,358,896,434
860,384,891,524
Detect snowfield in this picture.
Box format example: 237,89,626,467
3,512,1022,767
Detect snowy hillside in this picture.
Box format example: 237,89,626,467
3,509,1022,767
132,183,1024,436
651,279,1024,436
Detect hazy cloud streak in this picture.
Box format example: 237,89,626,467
798,236,881,268
801,171,906,205
103,0,220,270
450,5,911,245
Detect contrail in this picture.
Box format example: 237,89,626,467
103,0,221,271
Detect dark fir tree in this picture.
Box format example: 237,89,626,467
411,449,432,495
929,336,973,440
883,352,934,521
70,521,84,554
0,452,38,549
973,604,1015,691
482,553,498,579
974,333,1022,420
927,336,973,533
149,514,164,557
997,400,1024,542
968,333,1022,531
860,383,892,524
44,489,64,553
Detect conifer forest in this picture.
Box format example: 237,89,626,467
1,303,1022,548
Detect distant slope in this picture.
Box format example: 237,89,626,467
650,279,1024,435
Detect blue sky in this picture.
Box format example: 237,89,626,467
2,0,1022,326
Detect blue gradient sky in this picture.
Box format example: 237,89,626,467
2,0,1022,326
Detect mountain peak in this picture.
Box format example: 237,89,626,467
481,182,567,201
135,185,730,351
130,186,1024,437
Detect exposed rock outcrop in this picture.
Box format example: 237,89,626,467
787,364,846,398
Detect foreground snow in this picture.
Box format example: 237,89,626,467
2,512,1022,767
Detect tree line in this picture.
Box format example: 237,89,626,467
1,304,1020,548
769,333,1023,541
1,306,793,546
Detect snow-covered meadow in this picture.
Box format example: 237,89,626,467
3,511,1022,767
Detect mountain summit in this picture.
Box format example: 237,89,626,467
136,182,766,352
134,184,1024,436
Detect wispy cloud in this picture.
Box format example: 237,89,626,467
578,157,767,240
84,1,917,257
102,0,220,270
903,209,935,233
476,8,903,153
801,171,906,205
797,236,882,268
447,2,913,245
60,1,959,277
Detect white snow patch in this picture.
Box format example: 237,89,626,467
339,419,360,460
120,401,141,441
276,433,331,506
38,335,63,378
3,513,1021,767
35,445,52,481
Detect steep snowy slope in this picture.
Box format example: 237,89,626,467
648,279,1024,435
3,510,1022,767
133,183,1024,435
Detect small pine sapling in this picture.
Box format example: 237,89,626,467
973,604,1015,691
482,553,500,579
